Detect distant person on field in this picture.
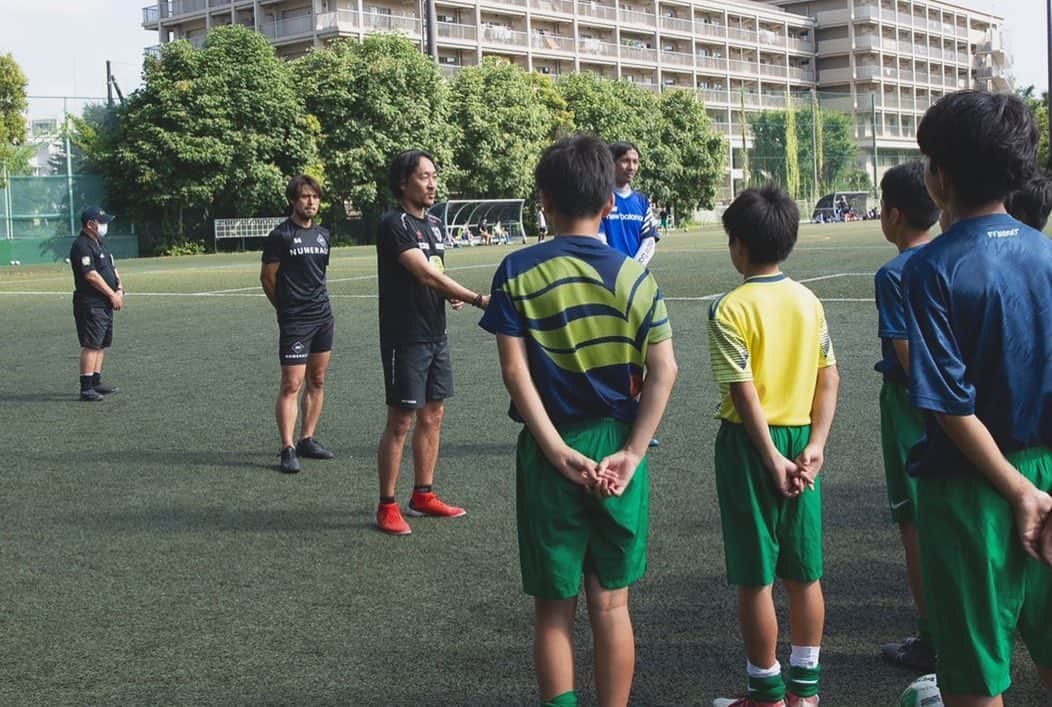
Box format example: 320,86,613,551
905,89,1052,706
480,134,677,707
374,150,490,536
1004,172,1052,231
260,175,335,473
536,206,548,241
70,206,123,402
709,185,839,707
872,161,940,672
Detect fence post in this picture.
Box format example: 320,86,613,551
871,93,879,197
65,98,75,236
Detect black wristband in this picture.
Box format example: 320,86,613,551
472,293,483,308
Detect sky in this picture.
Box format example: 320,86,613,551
0,0,1047,122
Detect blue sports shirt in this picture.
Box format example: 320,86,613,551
903,213,1052,477
599,187,658,258
479,236,672,425
874,245,925,385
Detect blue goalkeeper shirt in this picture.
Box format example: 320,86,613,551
599,186,658,258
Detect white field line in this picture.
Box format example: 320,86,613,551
0,272,875,302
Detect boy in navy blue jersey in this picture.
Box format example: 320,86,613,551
872,161,940,671
906,89,1052,706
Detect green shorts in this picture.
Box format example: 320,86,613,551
516,418,649,600
714,421,822,587
879,380,925,524
916,446,1052,697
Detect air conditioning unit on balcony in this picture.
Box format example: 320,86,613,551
540,66,551,74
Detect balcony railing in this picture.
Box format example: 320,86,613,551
172,0,206,15
532,32,573,52
317,9,359,33
759,63,786,78
661,50,694,67
576,1,617,22
438,21,478,42
726,26,758,44
696,22,726,40
480,25,528,47
699,88,729,104
260,14,314,41
621,44,657,63
727,58,756,74
360,12,421,36
696,55,726,71
618,8,656,28
788,66,814,82
529,0,573,14
143,5,160,25
659,15,692,34
578,38,619,57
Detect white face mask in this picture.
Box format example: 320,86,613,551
96,223,108,237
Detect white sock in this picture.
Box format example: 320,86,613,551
746,659,781,678
789,645,820,669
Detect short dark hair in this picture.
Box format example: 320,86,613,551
1005,173,1052,231
880,161,939,231
916,90,1038,208
721,184,799,265
388,150,436,200
286,174,323,203
535,135,614,220
610,141,640,161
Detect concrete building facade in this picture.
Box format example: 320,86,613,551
142,0,1009,200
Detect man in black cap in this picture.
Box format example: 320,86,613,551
70,206,122,402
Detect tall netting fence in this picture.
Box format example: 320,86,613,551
710,89,936,220
1,96,138,266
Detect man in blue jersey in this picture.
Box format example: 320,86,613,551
905,89,1052,706
600,141,659,266
480,134,677,707
601,141,662,447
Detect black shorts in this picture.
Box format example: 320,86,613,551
74,300,113,349
279,317,334,366
381,339,454,409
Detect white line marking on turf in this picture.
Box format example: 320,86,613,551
666,272,871,301
201,262,501,295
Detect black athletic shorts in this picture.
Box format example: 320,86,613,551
74,300,113,349
381,339,454,409
279,317,334,366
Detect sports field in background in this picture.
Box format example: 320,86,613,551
1,221,1045,706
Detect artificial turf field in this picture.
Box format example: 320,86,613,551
1,221,1046,706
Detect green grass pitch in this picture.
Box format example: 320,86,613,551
0,222,1045,705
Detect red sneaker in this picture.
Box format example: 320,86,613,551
376,502,411,535
406,491,466,518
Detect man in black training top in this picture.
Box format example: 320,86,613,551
260,175,335,473
374,149,490,535
70,206,123,402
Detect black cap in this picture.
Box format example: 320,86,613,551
80,206,115,225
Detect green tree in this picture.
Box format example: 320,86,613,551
0,53,30,186
524,71,573,140
644,89,725,215
557,73,659,152
296,35,452,228
749,108,860,197
1018,86,1050,169
447,58,555,200
78,26,316,250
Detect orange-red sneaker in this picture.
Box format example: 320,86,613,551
376,502,411,535
406,491,466,518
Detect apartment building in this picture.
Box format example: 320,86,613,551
141,0,1008,199
772,0,1007,174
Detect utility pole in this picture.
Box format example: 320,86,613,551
106,60,114,108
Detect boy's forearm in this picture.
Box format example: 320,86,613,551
624,342,677,456
934,412,1031,499
496,336,565,457
807,365,840,449
729,382,780,466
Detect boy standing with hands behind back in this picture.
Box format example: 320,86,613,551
480,134,677,707
708,185,839,707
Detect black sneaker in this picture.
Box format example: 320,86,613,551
279,446,301,474
80,388,104,402
296,437,334,460
882,636,936,671
94,382,120,395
